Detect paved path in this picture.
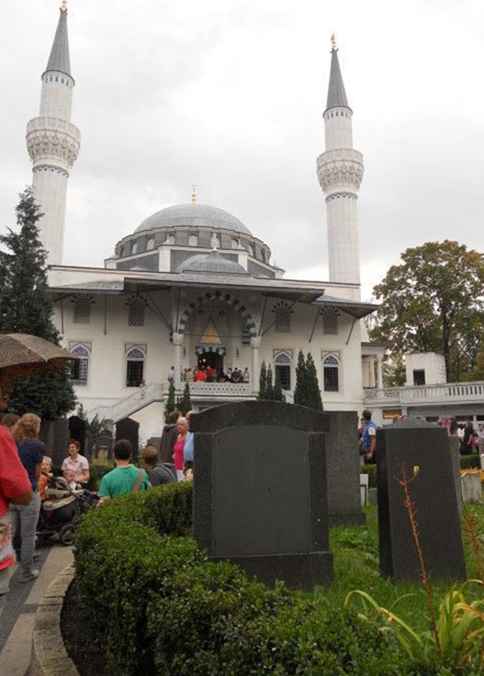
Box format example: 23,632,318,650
0,545,73,676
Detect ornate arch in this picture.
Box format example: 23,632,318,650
178,291,257,337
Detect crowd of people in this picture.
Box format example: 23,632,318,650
358,409,484,464
180,365,250,384
0,399,197,617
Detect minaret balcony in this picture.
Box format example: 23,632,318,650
26,116,80,169
317,148,364,195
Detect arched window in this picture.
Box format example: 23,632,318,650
323,354,340,392
274,351,292,390
126,346,145,387
188,233,198,247
146,237,155,251
70,344,90,385
131,241,138,255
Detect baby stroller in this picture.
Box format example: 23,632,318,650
37,477,99,546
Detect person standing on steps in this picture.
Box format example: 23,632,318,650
10,413,44,583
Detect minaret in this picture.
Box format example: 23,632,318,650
317,36,364,290
26,2,80,266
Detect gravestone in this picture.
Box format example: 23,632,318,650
147,436,162,452
93,431,114,461
377,420,466,581
323,411,365,526
68,415,87,453
116,418,139,461
40,418,70,470
192,400,333,590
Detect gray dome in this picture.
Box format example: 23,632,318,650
177,251,248,275
136,203,251,235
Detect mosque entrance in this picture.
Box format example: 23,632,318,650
197,351,223,373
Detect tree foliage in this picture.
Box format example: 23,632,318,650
177,382,192,416
370,241,484,382
258,361,267,400
294,350,307,407
165,381,177,421
0,188,76,418
305,353,323,412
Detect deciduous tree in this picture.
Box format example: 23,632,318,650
370,241,484,382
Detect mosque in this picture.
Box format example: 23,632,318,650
25,4,387,440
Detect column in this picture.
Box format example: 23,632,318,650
250,336,261,395
172,332,184,386
376,354,384,389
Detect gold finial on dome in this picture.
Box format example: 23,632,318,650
60,0,68,14
330,33,337,50
191,185,197,205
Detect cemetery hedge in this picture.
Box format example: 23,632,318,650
71,483,481,676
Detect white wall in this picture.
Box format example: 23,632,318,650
405,352,447,386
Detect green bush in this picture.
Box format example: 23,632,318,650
75,482,415,675
460,455,481,470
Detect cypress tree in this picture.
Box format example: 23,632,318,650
294,350,307,407
0,188,76,418
180,382,192,415
165,381,176,421
305,353,323,411
266,364,274,400
258,361,267,400
273,368,285,402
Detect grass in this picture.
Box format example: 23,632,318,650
317,503,484,633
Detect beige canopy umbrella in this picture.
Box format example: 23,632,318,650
0,333,76,399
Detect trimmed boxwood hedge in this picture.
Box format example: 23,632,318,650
75,483,423,676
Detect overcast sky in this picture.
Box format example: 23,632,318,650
1,0,483,300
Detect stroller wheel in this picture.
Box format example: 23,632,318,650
59,524,76,546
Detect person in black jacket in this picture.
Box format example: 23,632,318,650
159,411,180,464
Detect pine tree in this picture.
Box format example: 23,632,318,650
165,380,176,421
258,361,267,400
266,364,274,400
179,382,192,415
305,353,323,411
294,350,307,407
0,188,76,418
273,368,285,402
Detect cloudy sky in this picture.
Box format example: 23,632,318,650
1,0,483,300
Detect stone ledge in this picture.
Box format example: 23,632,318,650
29,563,79,676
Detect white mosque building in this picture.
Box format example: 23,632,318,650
24,6,484,439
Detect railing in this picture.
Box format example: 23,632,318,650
364,381,484,407
190,382,252,397
86,383,164,423
85,381,254,422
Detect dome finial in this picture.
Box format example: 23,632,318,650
191,185,197,205
330,33,337,51
60,0,68,14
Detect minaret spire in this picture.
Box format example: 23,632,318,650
26,4,80,266
326,38,349,111
317,39,364,290
44,2,72,78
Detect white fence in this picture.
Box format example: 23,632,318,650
364,381,484,407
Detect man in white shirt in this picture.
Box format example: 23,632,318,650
62,440,90,485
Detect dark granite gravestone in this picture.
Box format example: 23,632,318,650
323,411,365,526
116,418,139,461
40,418,70,470
68,415,87,453
377,420,466,581
191,400,333,590
93,431,113,461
